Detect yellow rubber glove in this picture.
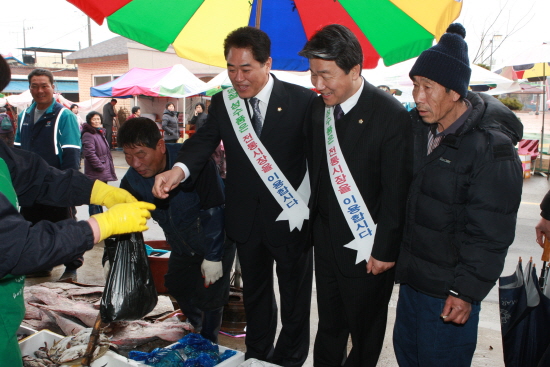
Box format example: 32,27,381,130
90,180,137,209
93,201,156,242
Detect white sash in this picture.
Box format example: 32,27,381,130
223,87,310,231
324,106,377,264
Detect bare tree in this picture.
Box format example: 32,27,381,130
471,0,535,65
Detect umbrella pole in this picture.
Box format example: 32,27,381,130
255,0,262,28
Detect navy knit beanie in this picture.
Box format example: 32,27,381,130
409,23,471,97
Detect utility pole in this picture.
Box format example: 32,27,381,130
88,16,92,47
23,20,26,48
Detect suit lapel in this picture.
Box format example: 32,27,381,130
338,79,374,158
260,75,288,139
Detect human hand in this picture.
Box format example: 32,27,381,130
92,201,155,242
366,256,395,275
201,259,223,287
441,295,472,324
90,180,137,208
194,111,198,116
152,167,185,199
535,217,550,247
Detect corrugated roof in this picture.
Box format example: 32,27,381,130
66,36,133,61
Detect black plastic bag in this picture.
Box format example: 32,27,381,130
100,232,158,323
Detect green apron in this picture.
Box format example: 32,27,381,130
0,157,26,366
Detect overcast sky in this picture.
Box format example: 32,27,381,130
1,0,548,68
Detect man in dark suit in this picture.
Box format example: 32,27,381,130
153,27,316,367
299,25,412,367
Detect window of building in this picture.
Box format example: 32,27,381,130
93,74,122,86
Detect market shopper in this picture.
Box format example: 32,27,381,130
117,117,235,343
189,102,208,131
162,102,179,143
127,105,141,120
82,111,118,216
393,24,523,367
299,24,412,367
153,27,316,366
15,68,83,281
102,99,117,149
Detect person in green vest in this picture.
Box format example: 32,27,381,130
0,47,156,367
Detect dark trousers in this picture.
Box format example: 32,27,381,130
393,284,480,367
313,217,395,367
164,239,236,344
104,124,113,149
236,215,313,367
20,203,83,270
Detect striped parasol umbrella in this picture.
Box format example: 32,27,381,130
66,0,462,71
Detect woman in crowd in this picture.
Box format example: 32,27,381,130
189,102,208,131
81,111,117,215
162,102,179,143
127,105,141,121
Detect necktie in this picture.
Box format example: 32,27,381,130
334,104,344,122
249,97,263,137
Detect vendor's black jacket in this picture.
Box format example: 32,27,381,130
395,92,523,303
0,140,94,278
121,143,226,260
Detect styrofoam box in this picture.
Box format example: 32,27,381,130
19,329,148,366
17,325,37,341
238,358,281,366
20,330,243,366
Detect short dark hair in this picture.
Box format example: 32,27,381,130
165,102,174,109
196,102,205,111
224,26,271,64
131,106,140,114
111,99,117,103
118,117,161,149
0,56,10,92
85,111,103,125
28,69,55,85
70,104,78,110
299,24,363,75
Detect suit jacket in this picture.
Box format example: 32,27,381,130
309,79,412,277
177,75,317,246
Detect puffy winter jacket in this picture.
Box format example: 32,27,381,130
162,110,179,140
395,92,523,303
81,123,117,182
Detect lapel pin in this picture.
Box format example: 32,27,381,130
358,119,364,124
277,107,282,112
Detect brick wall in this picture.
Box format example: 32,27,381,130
78,60,129,103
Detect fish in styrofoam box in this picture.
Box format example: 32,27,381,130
19,329,150,366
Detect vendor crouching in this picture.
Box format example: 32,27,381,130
114,117,235,343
